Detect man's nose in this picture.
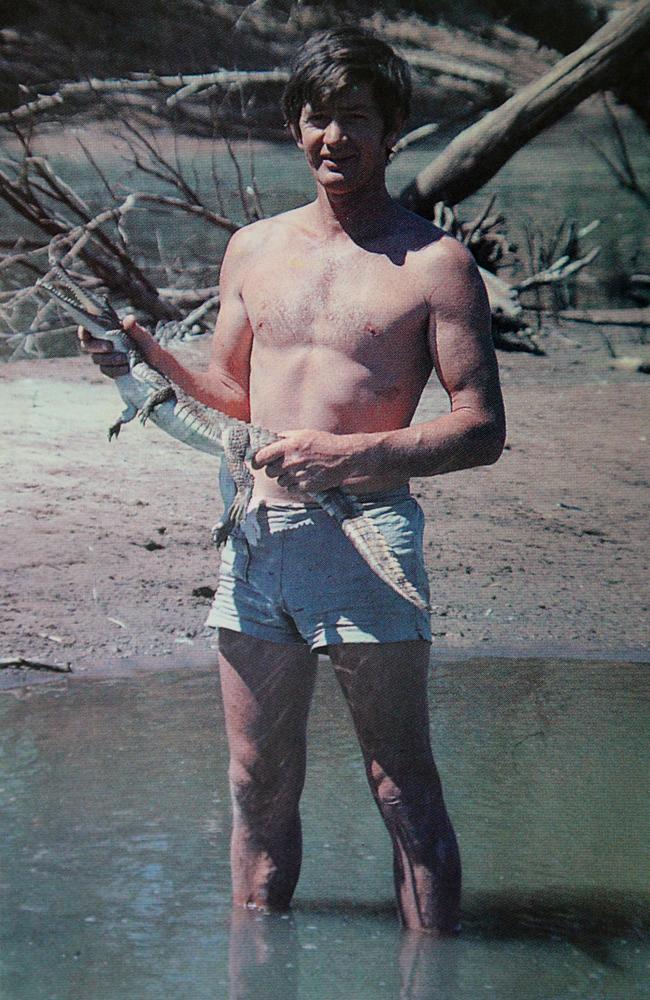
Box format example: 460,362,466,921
323,119,345,145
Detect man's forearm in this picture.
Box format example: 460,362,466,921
129,326,250,421
353,410,506,482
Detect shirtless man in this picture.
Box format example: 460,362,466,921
80,28,505,935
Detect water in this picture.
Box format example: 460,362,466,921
1,658,648,999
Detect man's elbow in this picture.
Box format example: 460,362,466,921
480,417,506,466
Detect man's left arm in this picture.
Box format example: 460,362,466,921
366,238,506,480
254,240,505,491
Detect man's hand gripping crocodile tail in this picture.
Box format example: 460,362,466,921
40,277,429,612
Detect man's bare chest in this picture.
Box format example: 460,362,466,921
241,247,428,354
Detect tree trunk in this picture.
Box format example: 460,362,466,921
399,0,650,214
495,0,650,130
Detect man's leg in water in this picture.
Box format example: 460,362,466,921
218,628,318,911
329,640,461,935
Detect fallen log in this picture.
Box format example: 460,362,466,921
400,0,650,213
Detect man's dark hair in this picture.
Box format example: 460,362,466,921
281,27,411,135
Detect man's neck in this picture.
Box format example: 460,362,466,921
309,182,397,243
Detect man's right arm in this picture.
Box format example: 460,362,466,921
79,229,254,422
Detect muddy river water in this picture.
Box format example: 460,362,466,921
1,657,648,999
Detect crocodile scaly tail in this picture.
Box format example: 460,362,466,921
314,488,429,611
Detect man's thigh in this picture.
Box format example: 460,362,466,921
218,629,318,769
328,640,433,761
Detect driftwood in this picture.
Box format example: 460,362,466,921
390,123,438,159
559,307,650,326
426,200,601,350
399,0,650,213
0,45,507,127
0,656,72,673
501,0,650,130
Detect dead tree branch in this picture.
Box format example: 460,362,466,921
559,307,650,326
389,123,439,160
118,192,239,233
399,48,508,89
0,69,290,124
0,121,250,350
514,247,601,292
400,0,650,213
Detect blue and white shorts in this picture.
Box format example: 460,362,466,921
206,486,431,651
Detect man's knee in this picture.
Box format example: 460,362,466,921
368,755,441,811
229,754,305,825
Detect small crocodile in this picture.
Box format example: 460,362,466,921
40,277,428,611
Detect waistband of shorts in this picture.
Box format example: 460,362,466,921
253,484,411,512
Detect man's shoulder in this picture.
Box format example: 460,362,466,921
385,206,475,271
395,209,472,263
227,207,308,253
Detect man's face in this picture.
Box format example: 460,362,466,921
294,80,397,196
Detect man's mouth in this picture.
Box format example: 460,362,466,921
321,156,353,167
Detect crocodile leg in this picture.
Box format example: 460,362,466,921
211,425,255,547
140,385,177,426
108,401,138,441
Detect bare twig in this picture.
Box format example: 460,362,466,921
74,134,117,201
118,118,203,205
27,156,92,217
158,285,220,304
514,247,601,291
389,123,439,160
223,135,254,223
588,94,650,209
119,192,239,232
462,194,497,248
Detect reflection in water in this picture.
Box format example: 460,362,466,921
226,907,462,1000
397,929,459,999
1,659,648,1000
228,908,299,1000
225,888,650,999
